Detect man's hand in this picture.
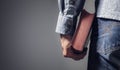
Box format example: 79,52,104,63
60,34,87,60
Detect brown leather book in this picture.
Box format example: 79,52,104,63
71,10,94,53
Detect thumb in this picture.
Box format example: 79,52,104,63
62,43,72,57
62,47,68,57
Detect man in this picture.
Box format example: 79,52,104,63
55,0,120,70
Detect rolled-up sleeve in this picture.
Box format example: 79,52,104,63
55,0,85,36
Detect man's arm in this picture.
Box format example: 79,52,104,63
55,0,86,60
55,0,85,36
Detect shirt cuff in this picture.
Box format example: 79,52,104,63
55,12,75,36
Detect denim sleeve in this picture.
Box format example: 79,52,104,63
55,0,85,36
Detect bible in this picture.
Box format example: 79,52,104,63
71,10,94,54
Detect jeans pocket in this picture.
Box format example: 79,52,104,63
96,32,120,60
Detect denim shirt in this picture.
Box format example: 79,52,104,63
55,0,120,36
55,0,85,36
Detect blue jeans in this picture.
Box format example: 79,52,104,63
87,18,120,70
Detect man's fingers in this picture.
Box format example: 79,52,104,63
64,47,87,60
71,51,87,60
59,34,87,60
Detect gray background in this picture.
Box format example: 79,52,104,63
0,0,94,70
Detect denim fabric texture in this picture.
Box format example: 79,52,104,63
56,0,120,36
56,0,85,36
88,18,120,70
